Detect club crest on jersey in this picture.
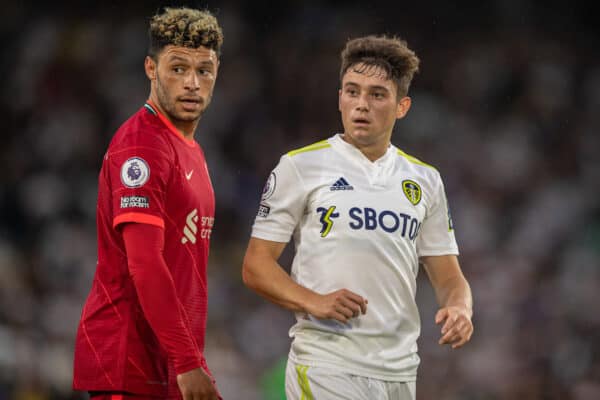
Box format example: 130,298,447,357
121,157,150,188
402,180,422,205
262,172,276,201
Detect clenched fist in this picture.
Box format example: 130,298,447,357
304,289,368,323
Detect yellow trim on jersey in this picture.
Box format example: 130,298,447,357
397,149,436,170
296,365,314,400
288,139,331,156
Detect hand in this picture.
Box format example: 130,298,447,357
177,367,219,400
304,289,367,323
435,306,473,349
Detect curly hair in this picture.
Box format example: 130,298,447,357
340,35,420,98
148,7,224,58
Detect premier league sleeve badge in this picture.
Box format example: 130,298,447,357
120,157,150,188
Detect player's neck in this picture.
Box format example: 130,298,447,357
147,97,197,141
341,133,390,162
172,121,197,141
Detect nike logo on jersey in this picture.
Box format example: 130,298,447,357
185,170,194,180
330,177,354,191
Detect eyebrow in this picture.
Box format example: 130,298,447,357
343,82,391,92
369,85,390,92
166,55,191,63
166,56,215,67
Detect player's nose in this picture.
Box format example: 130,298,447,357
184,71,200,91
355,93,369,111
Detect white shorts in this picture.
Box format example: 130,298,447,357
285,359,416,400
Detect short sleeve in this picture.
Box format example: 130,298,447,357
416,173,459,257
106,142,172,229
251,155,306,243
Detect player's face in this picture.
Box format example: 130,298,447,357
338,64,410,149
146,45,219,125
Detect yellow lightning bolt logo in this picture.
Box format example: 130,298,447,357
316,206,339,238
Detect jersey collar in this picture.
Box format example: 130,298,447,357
145,100,198,148
330,134,395,167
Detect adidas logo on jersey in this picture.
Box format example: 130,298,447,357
330,177,354,191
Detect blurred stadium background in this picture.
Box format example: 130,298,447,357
1,0,599,399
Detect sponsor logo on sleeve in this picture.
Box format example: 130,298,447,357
257,204,271,218
261,172,276,201
120,196,150,209
121,157,150,188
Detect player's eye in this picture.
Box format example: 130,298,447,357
372,92,385,99
173,66,185,74
346,88,358,96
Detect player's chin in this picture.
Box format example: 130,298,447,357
176,109,204,121
349,128,376,143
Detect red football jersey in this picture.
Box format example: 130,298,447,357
73,102,215,398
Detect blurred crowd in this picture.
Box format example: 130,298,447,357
0,1,599,399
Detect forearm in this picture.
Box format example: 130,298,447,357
422,255,474,347
243,238,368,322
243,251,315,313
434,275,473,316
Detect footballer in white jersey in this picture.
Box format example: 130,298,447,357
252,133,458,380
243,35,473,400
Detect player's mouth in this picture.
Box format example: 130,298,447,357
352,117,371,126
178,97,203,111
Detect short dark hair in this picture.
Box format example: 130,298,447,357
340,35,420,98
148,7,224,59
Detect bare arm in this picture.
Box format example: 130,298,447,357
242,237,367,322
421,255,473,349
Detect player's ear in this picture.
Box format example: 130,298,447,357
144,56,157,81
396,96,411,119
214,59,220,79
338,88,342,112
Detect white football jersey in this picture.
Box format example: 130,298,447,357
251,134,459,381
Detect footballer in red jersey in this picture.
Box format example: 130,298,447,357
73,8,223,400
